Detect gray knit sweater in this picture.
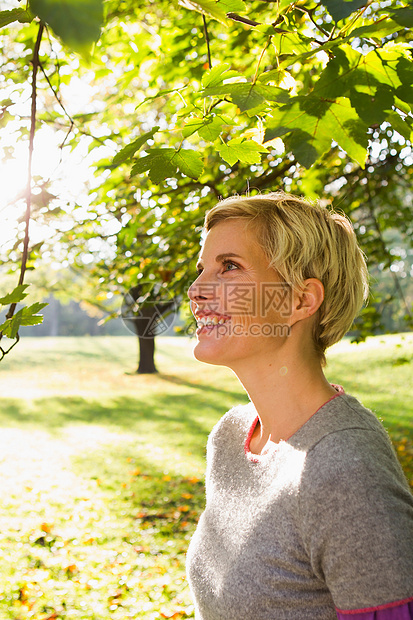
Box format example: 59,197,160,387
186,391,413,619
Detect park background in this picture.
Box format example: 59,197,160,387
1,0,413,618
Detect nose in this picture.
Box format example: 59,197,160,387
188,272,209,303
188,272,220,316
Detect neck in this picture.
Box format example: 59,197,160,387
230,347,336,447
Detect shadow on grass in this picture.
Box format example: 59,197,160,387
0,387,246,461
0,341,129,372
73,447,206,551
156,372,244,399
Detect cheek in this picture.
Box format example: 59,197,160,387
223,282,259,317
260,283,294,324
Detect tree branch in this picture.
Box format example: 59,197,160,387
227,13,261,27
39,59,75,150
252,36,272,85
252,158,297,189
0,21,44,352
202,15,212,70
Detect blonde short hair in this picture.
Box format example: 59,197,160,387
204,192,369,365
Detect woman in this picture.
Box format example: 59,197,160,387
186,192,413,620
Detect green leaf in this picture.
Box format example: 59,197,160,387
0,284,29,306
395,57,413,96
201,63,240,89
148,157,179,184
136,87,186,110
172,149,204,179
182,118,207,138
272,30,314,57
112,127,160,167
202,81,272,112
254,83,290,104
284,130,323,169
183,115,224,141
361,46,404,90
130,149,177,183
396,84,413,105
30,0,104,54
217,0,246,13
350,84,394,125
264,125,292,141
0,8,32,28
198,115,224,141
313,44,410,103
0,303,47,339
257,68,284,85
327,99,367,167
386,111,413,142
180,0,228,24
25,302,48,315
217,139,267,166
350,20,402,41
20,304,47,329
0,317,20,339
390,7,413,28
216,142,238,167
130,148,173,174
312,46,361,99
266,96,367,167
227,83,265,112
319,0,366,23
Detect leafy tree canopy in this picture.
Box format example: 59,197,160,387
0,0,412,360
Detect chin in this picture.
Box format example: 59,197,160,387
192,337,233,367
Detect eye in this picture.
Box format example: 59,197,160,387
222,260,239,272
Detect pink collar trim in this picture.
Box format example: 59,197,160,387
336,595,413,614
244,384,344,462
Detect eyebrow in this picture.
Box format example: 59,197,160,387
196,253,244,269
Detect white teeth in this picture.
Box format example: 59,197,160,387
196,315,228,327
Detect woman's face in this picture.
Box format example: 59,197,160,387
188,219,293,370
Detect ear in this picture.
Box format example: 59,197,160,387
291,278,324,324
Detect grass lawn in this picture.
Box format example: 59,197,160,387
0,333,412,619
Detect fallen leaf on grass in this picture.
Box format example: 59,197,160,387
133,545,150,553
64,564,78,576
129,468,141,476
135,511,169,520
160,609,188,618
108,588,124,602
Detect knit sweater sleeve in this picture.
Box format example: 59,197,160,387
298,427,413,615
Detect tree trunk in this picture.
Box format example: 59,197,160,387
137,335,157,373
122,286,177,374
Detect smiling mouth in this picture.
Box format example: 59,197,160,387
195,315,231,328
